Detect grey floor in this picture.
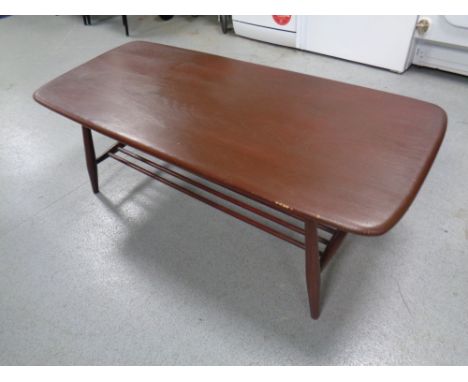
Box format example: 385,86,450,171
1,15,467,365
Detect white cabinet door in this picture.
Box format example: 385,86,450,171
297,16,418,72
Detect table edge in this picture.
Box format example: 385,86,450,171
32,41,449,236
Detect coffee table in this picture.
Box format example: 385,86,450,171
34,41,447,319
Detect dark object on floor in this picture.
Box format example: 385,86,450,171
122,15,129,36
121,15,173,36
219,15,231,34
81,15,132,37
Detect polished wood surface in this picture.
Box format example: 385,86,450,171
34,41,447,235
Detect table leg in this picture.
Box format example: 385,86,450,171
321,231,347,270
305,219,321,319
82,126,99,193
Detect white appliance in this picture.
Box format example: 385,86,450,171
296,16,418,73
232,15,297,48
233,15,468,76
412,16,468,76
233,15,417,73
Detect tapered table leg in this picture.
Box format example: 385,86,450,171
305,220,321,319
82,126,99,193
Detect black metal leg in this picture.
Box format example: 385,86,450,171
220,15,229,34
122,15,129,36
82,126,99,193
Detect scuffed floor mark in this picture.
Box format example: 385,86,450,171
397,280,413,317
454,208,468,240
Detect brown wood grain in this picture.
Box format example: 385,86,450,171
34,41,447,235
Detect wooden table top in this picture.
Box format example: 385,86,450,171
34,41,447,235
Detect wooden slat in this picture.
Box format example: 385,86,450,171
108,152,306,249
117,147,305,235
320,231,347,269
96,142,126,164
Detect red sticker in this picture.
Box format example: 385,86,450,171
272,15,292,26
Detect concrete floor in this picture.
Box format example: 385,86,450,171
0,15,467,365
